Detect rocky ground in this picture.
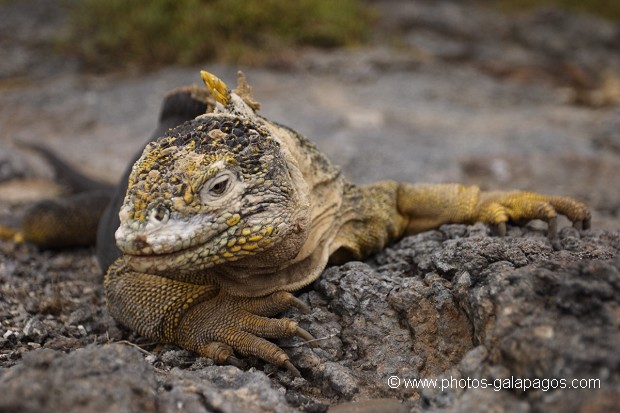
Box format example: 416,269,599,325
1,0,620,412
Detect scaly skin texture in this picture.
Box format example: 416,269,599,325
104,71,591,376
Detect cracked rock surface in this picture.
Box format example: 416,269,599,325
1,225,618,412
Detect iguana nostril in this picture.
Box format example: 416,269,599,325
133,234,149,250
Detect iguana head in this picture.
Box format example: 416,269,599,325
115,71,310,274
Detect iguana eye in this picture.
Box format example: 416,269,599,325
209,177,229,195
200,171,235,203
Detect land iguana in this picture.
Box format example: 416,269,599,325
7,71,591,376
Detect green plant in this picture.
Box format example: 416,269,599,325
62,0,374,70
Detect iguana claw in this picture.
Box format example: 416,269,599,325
284,360,302,377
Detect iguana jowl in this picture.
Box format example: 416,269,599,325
102,71,591,376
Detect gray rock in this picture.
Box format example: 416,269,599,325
0,344,159,413
158,366,296,413
593,109,620,155
0,227,618,412
289,226,620,411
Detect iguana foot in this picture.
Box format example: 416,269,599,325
475,191,591,238
176,290,316,377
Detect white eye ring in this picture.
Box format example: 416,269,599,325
200,171,236,203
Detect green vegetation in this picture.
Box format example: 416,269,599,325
483,0,620,21
62,0,374,70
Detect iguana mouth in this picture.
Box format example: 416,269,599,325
121,217,277,273
115,209,227,256
123,240,221,273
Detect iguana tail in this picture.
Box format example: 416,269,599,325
0,145,115,247
0,142,116,248
17,141,115,194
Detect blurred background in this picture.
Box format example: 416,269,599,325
0,0,619,227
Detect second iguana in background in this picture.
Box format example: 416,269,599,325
16,71,593,376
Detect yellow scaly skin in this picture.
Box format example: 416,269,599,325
104,71,591,376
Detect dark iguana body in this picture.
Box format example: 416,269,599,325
11,71,591,376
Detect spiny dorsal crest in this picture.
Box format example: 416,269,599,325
200,70,261,118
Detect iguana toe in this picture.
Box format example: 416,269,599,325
177,290,315,374
477,191,591,238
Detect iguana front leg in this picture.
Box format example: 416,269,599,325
395,182,591,237
105,258,315,376
332,181,591,261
